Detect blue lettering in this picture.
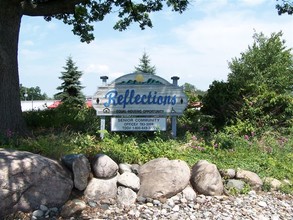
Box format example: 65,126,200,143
157,96,163,105
141,95,147,104
171,95,177,105
134,94,141,104
103,89,177,108
122,89,130,108
104,90,117,107
129,89,136,105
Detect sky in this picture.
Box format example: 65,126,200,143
18,0,293,98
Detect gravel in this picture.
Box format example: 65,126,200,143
5,191,293,220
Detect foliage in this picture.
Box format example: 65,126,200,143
228,32,293,94
178,83,211,135
183,83,206,101
20,85,49,100
201,31,293,134
276,0,293,15
226,91,293,136
55,56,85,107
134,52,156,74
23,106,99,133
42,0,189,43
2,119,293,194
201,80,240,128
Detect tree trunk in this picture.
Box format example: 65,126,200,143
0,2,28,136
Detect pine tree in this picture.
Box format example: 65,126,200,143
55,56,85,107
134,52,156,74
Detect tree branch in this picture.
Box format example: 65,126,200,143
21,0,88,16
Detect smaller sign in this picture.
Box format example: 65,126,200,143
111,117,166,131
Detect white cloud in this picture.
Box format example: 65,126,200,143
18,2,293,97
84,64,110,74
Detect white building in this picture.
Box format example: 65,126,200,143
21,100,55,112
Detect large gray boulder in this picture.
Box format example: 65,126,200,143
62,154,91,191
236,169,263,190
84,176,117,202
190,160,223,196
138,158,190,199
117,172,140,191
0,149,73,218
91,154,118,178
117,186,137,207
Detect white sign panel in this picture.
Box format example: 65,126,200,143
111,117,166,131
93,73,187,116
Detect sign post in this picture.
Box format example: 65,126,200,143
93,73,188,138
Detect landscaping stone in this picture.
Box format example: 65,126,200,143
190,160,223,196
84,176,118,201
60,199,87,218
226,179,245,191
117,171,140,191
91,154,118,178
0,148,73,218
138,158,190,199
117,186,137,207
236,169,263,190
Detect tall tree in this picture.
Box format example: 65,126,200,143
55,57,85,107
228,31,293,94
134,52,156,74
0,0,189,135
20,85,48,101
202,31,293,129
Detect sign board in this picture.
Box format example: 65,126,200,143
111,117,166,131
93,73,187,116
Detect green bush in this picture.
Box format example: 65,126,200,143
23,106,99,133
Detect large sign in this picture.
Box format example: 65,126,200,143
111,117,166,131
93,73,187,116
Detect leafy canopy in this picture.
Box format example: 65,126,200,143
40,0,189,43
276,0,293,15
202,31,293,131
20,85,48,101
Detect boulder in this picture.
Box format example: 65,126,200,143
263,177,282,191
138,158,190,199
117,186,137,207
60,199,87,218
220,168,236,179
190,160,223,196
91,154,118,178
226,179,245,191
84,176,117,201
236,169,263,190
117,172,140,191
0,149,73,218
182,185,197,201
119,163,132,174
62,154,91,191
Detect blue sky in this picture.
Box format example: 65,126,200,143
18,0,293,98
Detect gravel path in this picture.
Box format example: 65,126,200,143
6,191,293,220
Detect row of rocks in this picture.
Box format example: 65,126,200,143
0,149,290,219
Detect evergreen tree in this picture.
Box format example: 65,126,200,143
55,57,85,107
134,52,156,74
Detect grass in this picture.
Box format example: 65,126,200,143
1,108,292,194
2,128,292,194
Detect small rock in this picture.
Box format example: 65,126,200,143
258,201,268,208
32,210,44,218
39,205,48,212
